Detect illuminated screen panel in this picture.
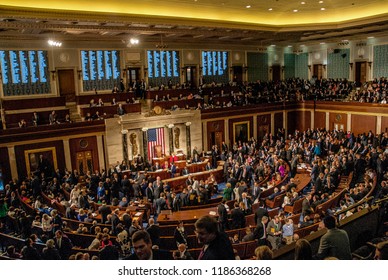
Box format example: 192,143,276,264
201,50,229,83
80,50,121,91
147,50,180,87
0,50,50,96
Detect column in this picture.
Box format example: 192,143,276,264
62,139,72,171
376,116,382,134
270,113,275,135
186,122,192,158
168,124,174,155
347,113,352,132
253,115,257,140
97,135,105,171
121,129,129,162
325,112,330,130
7,146,18,180
142,127,149,161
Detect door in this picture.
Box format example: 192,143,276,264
209,132,223,150
313,64,323,80
185,66,197,88
272,65,281,81
355,62,367,86
258,124,269,142
76,151,93,176
232,66,243,84
127,68,140,88
58,69,76,102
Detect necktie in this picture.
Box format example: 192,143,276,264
198,247,205,260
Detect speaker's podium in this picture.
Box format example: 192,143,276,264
160,210,172,220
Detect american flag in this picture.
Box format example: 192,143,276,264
147,127,165,161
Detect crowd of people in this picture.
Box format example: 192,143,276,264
1,127,388,260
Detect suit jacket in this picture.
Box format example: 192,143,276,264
146,224,161,246
125,249,172,260
199,232,234,260
255,207,269,225
55,235,73,260
230,207,246,229
316,228,352,260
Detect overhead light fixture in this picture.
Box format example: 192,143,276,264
319,0,324,3
301,1,306,4
268,8,273,11
246,5,251,8
48,40,62,47
321,7,325,10
293,9,298,12
129,38,139,45
156,34,168,49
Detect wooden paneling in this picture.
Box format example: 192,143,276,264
314,111,326,129
69,136,99,173
287,111,311,133
0,147,11,183
228,116,253,145
274,112,284,134
329,112,347,131
76,92,135,105
3,97,66,110
14,141,65,180
206,120,225,150
80,103,141,118
351,115,377,135
5,109,69,128
0,120,105,145
382,117,388,133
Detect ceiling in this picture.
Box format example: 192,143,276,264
0,0,387,49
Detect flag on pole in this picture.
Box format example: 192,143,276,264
147,127,165,161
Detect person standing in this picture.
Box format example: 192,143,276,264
195,215,234,260
315,215,352,260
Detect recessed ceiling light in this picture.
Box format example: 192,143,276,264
319,1,324,3
268,8,273,11
246,5,251,8
293,9,298,12
301,1,306,4
321,7,325,10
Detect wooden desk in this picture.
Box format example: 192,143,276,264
162,167,223,192
157,207,218,225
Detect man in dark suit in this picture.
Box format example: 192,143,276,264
54,230,73,260
253,216,269,246
99,202,111,224
230,202,245,229
125,230,171,260
195,215,234,260
146,218,161,247
254,200,269,225
217,199,229,231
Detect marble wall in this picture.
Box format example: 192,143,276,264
105,109,202,165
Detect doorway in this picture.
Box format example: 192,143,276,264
185,66,197,88
232,66,243,84
127,68,141,88
58,69,76,102
76,151,93,176
313,64,323,80
209,131,223,150
272,65,281,81
355,62,367,86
